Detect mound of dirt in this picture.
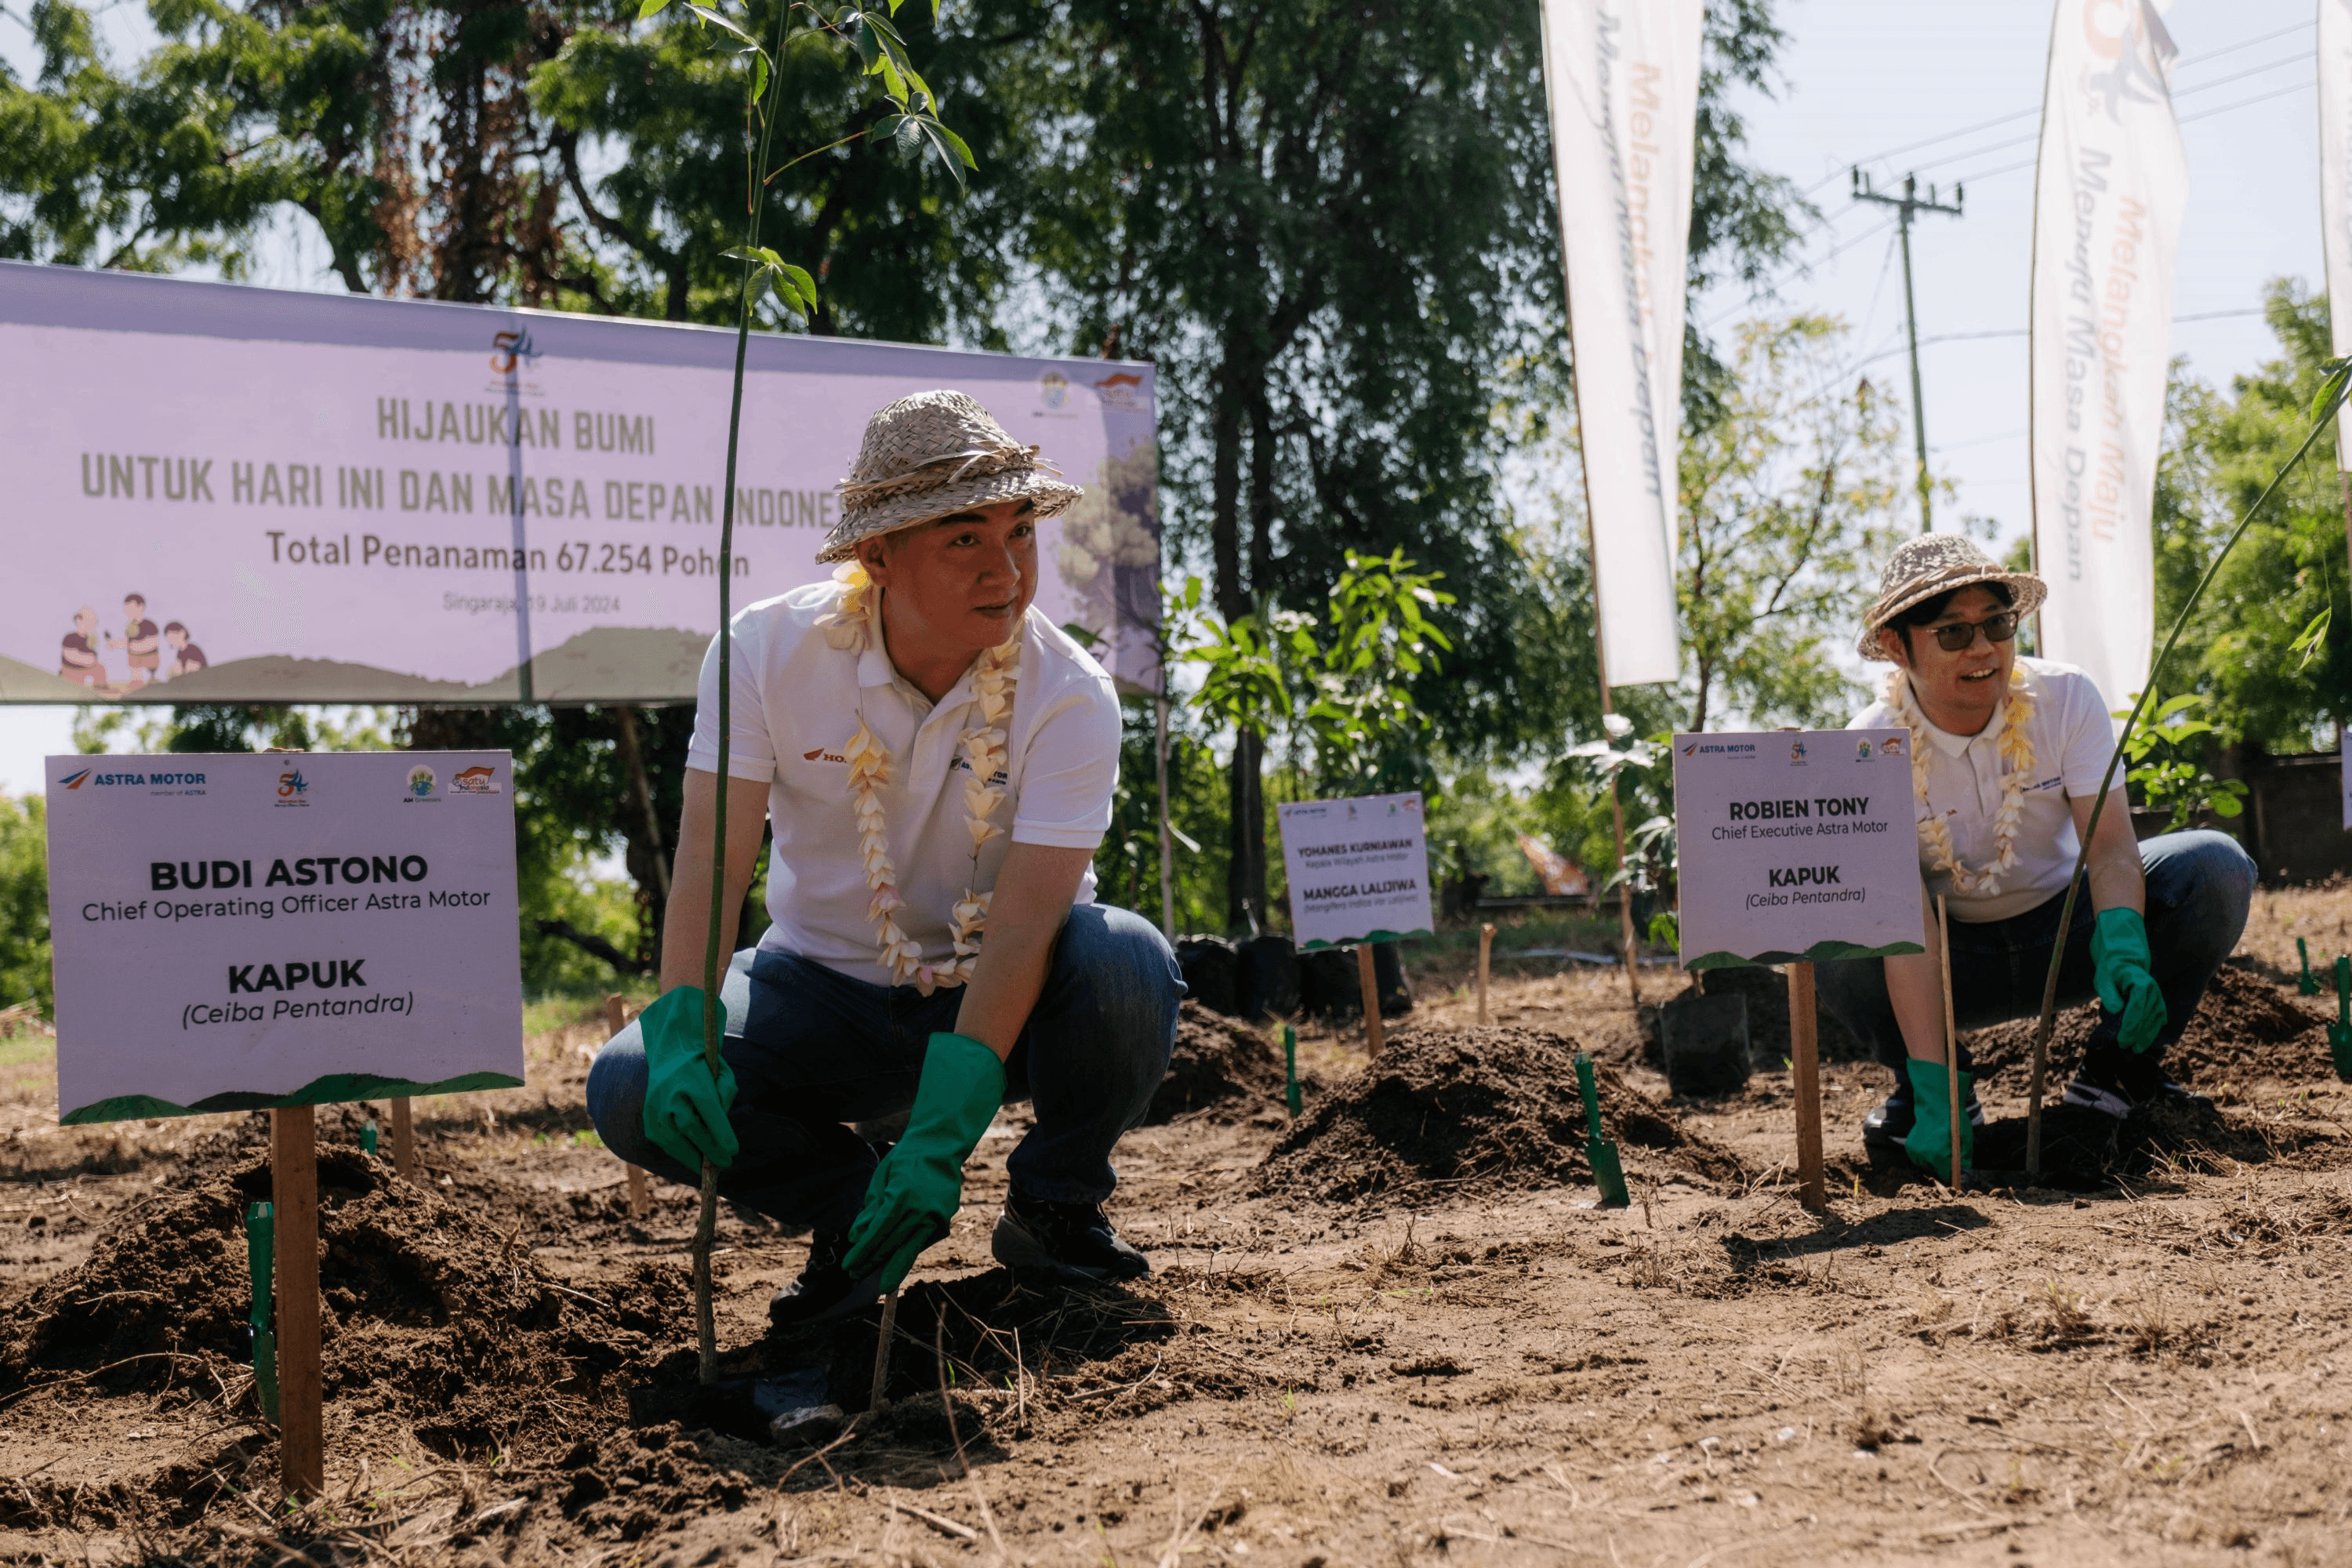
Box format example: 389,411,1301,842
1147,1001,1287,1123
0,1144,670,1454
1965,960,2332,1090
1251,1025,1746,1203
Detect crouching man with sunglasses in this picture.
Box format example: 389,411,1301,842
1817,535,2256,1176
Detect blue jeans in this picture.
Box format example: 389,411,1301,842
586,904,1183,1236
1815,831,2256,1090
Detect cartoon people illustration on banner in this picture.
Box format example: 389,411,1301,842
59,606,103,688
105,594,162,691
164,621,208,679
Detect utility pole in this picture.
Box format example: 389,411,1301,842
1853,169,1964,533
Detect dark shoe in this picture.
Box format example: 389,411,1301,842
2066,1036,2207,1119
1861,1087,1985,1156
768,1229,882,1330
992,1191,1149,1283
2062,1067,2211,1120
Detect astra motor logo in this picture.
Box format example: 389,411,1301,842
1686,741,1757,757
276,767,311,807
406,765,437,800
490,328,541,376
450,764,501,795
59,768,91,789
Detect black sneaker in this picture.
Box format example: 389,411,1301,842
768,1229,883,1330
991,1191,1149,1283
1860,1088,1986,1156
2062,1068,2211,1120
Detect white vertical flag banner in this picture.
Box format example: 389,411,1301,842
2322,0,2352,471
2028,0,2187,708
1538,0,1703,691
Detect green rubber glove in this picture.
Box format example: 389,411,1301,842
638,985,739,1172
1903,1058,1974,1177
841,1033,1006,1292
2091,906,2167,1054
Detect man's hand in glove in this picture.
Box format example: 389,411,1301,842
1903,1058,1974,1176
2092,906,2167,1053
842,1033,1007,1293
638,986,739,1171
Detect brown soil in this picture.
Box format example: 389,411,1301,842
1254,1025,1748,1203
1965,959,2336,1091
5,891,2352,1565
1146,1000,1289,1123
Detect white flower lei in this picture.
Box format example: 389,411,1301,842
815,562,1017,993
1885,663,2036,898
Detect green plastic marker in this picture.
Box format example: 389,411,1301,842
246,1201,279,1424
1573,1053,1631,1209
2332,956,2352,1084
1283,1025,1302,1118
2299,937,2321,996
361,1119,379,1156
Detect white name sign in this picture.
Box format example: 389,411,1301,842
45,750,524,1123
1671,730,1926,968
1276,792,1435,949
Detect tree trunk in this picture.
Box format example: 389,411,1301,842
1212,336,1268,931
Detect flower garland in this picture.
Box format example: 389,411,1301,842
819,562,1018,993
1884,663,2036,898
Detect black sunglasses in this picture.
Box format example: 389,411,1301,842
1926,612,2020,652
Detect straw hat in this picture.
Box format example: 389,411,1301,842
818,390,1083,563
1858,533,2047,661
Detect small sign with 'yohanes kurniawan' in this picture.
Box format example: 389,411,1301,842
1276,792,1435,950
44,750,524,1123
1671,730,1926,969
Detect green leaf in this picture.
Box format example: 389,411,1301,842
724,244,786,269
2314,356,2352,423
929,118,976,169
2210,793,2244,818
753,50,768,105
637,0,671,16
779,262,818,310
2290,604,2331,670
683,2,757,44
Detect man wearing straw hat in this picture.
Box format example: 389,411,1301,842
1817,535,2256,1174
587,390,1181,1325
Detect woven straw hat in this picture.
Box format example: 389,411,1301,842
818,390,1083,563
1858,533,2046,661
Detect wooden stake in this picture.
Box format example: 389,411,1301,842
388,1098,415,1181
606,994,651,1218
1475,923,1495,1026
1788,962,1824,1210
1936,893,1962,1191
1356,942,1386,1059
270,1106,324,1498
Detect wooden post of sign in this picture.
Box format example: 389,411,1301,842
1356,942,1386,1059
388,1098,416,1180
270,1106,324,1497
606,993,651,1219
1475,923,1495,1026
1936,894,1962,1192
1788,962,1825,1210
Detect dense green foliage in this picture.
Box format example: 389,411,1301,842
2153,283,2351,753
0,796,47,1017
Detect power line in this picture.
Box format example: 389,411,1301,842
1797,16,2317,197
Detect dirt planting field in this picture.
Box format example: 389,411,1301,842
0,887,2349,1566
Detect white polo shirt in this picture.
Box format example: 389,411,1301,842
686,583,1120,984
1847,657,2119,923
